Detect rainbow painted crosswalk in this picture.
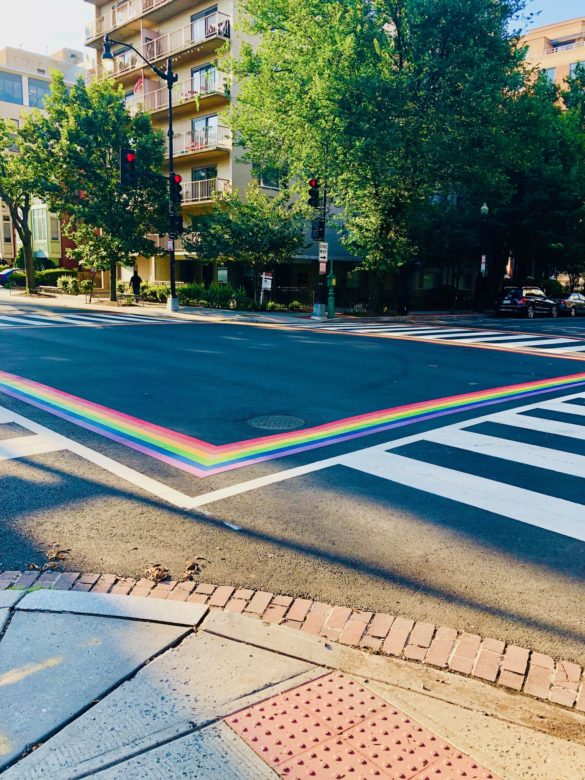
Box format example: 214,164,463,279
1,369,585,477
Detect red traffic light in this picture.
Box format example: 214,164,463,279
126,151,136,163
308,178,318,187
172,174,182,184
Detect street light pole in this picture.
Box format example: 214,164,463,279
476,202,489,311
102,35,180,311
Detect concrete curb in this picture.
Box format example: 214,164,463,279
1,569,583,714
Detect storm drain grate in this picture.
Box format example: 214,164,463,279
247,415,305,431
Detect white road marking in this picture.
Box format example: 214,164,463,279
540,401,585,418
544,345,585,354
0,311,180,329
0,434,65,460
489,411,585,439
420,427,585,479
3,389,585,541
343,450,585,541
454,334,537,343
481,338,577,349
0,405,194,509
310,321,585,357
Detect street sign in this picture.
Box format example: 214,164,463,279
319,261,327,274
261,272,273,290
319,242,328,263
167,238,174,251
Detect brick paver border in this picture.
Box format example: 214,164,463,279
1,569,584,714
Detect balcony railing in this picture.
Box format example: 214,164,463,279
127,74,229,114
544,39,585,55
86,0,177,42
144,14,231,63
90,14,231,81
146,233,190,252
183,178,230,204
171,126,231,157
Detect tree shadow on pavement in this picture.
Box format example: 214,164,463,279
1,456,584,652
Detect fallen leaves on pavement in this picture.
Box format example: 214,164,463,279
145,563,170,583
181,557,209,581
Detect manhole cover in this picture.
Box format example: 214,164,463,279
247,415,305,431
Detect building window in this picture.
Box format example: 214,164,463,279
0,71,23,105
259,167,281,190
28,78,51,108
32,210,47,244
569,61,584,76
50,216,60,242
192,64,217,94
544,67,556,82
3,218,12,245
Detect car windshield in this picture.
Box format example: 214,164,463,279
501,288,521,298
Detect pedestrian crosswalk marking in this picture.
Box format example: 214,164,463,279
0,433,64,461
309,321,585,358
0,404,195,508
420,427,585,479
344,449,585,540
0,311,183,329
546,345,585,354
190,389,585,541
488,410,585,440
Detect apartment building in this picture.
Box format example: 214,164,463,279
83,0,359,303
521,16,585,87
0,46,85,267
84,0,256,286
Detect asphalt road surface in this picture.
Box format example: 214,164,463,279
1,299,585,663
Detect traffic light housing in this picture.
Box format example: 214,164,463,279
308,178,320,208
170,173,183,207
120,148,137,187
311,218,325,241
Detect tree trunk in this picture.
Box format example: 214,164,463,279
367,270,385,314
23,239,36,295
110,258,117,302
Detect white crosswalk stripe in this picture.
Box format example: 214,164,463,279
0,311,182,329
309,321,585,357
335,390,585,541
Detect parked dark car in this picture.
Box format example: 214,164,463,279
556,292,585,317
494,286,558,318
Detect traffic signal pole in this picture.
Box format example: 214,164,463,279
103,36,180,311
166,56,179,312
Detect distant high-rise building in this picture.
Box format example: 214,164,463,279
521,16,585,87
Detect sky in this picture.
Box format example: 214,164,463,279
0,0,582,59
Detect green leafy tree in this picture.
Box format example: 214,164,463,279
184,184,306,297
24,74,167,300
0,118,43,293
492,67,585,290
230,0,526,310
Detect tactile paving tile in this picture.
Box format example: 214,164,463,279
286,674,391,732
280,736,389,778
226,671,502,780
409,753,501,779
226,701,334,766
343,711,453,777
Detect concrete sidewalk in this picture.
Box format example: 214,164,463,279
0,287,480,326
0,588,583,779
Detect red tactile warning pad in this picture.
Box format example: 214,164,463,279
225,671,501,780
